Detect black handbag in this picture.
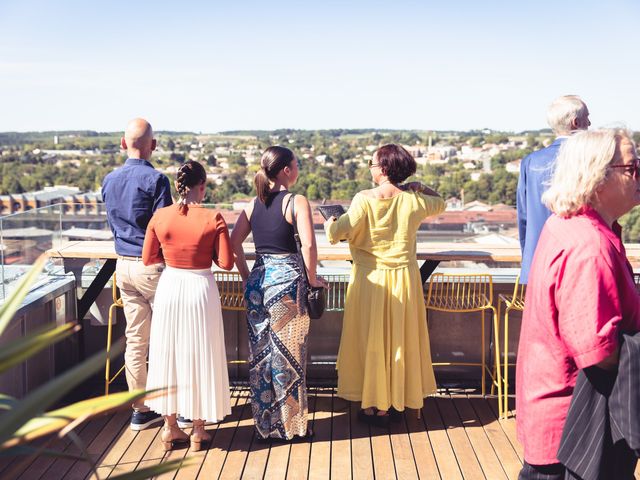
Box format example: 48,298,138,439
290,194,325,319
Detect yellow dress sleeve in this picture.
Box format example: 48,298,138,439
417,192,446,218
326,193,367,244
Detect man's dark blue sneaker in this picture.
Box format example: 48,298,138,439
177,416,193,429
130,411,163,431
177,416,215,429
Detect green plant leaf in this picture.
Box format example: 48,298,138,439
109,459,191,480
0,255,47,336
0,339,125,447
3,389,148,448
0,444,87,461
0,394,16,410
0,322,79,375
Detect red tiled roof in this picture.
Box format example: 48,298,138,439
216,201,516,227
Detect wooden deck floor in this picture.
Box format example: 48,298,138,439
1,388,524,480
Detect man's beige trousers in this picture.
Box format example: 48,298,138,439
115,258,164,411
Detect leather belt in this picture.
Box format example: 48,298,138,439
117,255,143,261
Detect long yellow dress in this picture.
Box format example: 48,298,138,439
327,190,445,410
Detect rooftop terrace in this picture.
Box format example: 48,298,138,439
2,204,640,479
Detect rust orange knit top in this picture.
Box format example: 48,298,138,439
142,204,233,270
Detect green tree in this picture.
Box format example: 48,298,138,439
619,206,640,242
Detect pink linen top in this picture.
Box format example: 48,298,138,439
516,207,640,465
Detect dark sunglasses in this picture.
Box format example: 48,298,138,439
367,159,380,168
609,159,640,179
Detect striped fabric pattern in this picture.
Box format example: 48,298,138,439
557,333,640,480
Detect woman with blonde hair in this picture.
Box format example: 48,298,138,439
143,160,233,451
324,144,445,424
231,146,326,440
516,129,640,479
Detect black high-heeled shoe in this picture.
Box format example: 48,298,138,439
389,407,404,423
358,409,389,427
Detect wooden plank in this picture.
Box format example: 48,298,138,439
405,403,440,480
235,431,270,480
330,394,351,480
349,400,374,479
486,397,523,462
435,395,485,479
140,417,193,480
308,389,332,480
422,396,462,480
218,389,257,479
262,439,290,480
63,410,131,480
91,421,138,479
388,410,419,480
37,413,111,479
107,427,157,477
0,437,49,480
12,421,93,480
198,389,249,478
174,394,242,480
48,240,559,264
468,396,522,480
452,397,507,479
369,414,395,479
87,417,134,479
285,390,314,480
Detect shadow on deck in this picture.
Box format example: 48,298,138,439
1,388,523,480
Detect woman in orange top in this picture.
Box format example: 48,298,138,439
142,160,233,451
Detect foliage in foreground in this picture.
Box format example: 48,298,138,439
0,256,187,479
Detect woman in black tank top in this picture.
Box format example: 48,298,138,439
231,146,326,441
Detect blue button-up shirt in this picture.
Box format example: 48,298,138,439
102,158,173,257
516,138,565,284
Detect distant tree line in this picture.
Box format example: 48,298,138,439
0,129,567,209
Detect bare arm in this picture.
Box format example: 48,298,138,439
142,216,163,265
213,214,234,271
230,202,254,281
293,195,324,287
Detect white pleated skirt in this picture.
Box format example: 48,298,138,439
146,266,231,422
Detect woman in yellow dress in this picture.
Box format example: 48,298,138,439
324,144,445,424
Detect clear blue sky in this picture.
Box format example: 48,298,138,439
1,0,638,133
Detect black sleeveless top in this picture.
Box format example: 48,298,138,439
250,191,297,254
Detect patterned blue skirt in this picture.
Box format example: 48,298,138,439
245,253,310,439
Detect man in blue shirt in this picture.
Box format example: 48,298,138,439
517,95,590,284
102,118,173,430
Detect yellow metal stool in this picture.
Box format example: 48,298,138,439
105,272,126,396
214,271,247,369
214,271,246,311
321,273,349,312
425,273,502,417
497,276,525,419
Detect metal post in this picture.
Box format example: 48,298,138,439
58,203,63,247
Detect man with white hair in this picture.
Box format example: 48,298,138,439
516,95,590,284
